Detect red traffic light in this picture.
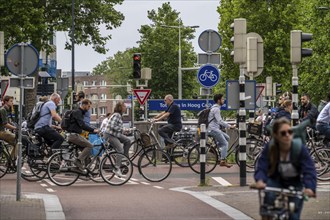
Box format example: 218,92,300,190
133,54,141,61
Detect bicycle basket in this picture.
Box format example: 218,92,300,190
140,133,151,147
247,123,263,136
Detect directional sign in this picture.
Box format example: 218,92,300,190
197,64,220,88
133,89,151,105
148,99,228,111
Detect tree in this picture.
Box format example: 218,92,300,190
0,0,124,114
138,2,199,99
218,0,329,103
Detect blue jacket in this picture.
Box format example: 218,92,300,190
275,108,291,121
254,142,317,193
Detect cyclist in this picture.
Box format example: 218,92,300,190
208,94,235,168
316,93,330,140
298,93,318,127
0,96,17,160
254,118,316,220
66,99,99,171
153,94,182,150
34,93,64,151
274,99,292,121
100,112,111,133
103,101,130,177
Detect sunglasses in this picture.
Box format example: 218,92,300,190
279,129,293,137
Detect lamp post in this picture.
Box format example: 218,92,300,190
161,20,199,99
71,0,75,109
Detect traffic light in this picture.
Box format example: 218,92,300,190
290,30,313,64
230,18,247,64
133,53,141,79
273,83,282,96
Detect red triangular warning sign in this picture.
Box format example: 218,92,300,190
133,89,152,105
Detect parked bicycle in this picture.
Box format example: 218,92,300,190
188,128,263,174
47,133,133,186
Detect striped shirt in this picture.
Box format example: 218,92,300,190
105,112,123,138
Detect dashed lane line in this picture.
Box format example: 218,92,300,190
212,177,232,186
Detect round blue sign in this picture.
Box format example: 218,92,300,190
197,64,220,88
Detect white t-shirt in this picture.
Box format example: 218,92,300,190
100,117,109,132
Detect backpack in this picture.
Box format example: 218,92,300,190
60,110,74,130
26,102,49,129
197,108,214,128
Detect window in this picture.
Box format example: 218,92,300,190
100,94,107,100
100,107,106,115
101,80,107,86
83,81,88,86
92,81,96,86
91,94,98,100
91,107,97,115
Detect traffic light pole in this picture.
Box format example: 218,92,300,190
238,66,247,187
291,64,299,126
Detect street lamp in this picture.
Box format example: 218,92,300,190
161,19,199,99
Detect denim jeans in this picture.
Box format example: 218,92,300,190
208,129,229,160
104,133,131,167
316,123,330,140
264,178,304,220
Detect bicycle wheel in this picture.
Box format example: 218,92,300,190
88,157,104,183
100,152,133,186
235,138,263,173
47,152,80,186
0,147,9,178
188,144,218,174
313,147,330,181
171,143,191,167
138,148,172,182
129,141,143,167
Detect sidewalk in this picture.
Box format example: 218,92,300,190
0,192,65,220
182,184,330,220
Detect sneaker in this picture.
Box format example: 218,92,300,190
74,159,85,170
113,167,126,177
219,160,232,168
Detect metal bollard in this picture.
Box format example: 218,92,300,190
200,124,206,185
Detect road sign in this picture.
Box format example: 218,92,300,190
5,43,39,76
197,64,220,88
226,80,256,110
148,99,227,111
198,53,221,65
133,89,151,105
198,29,222,52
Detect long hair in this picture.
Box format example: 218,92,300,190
268,118,291,175
113,101,125,115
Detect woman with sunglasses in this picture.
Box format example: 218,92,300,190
254,118,316,220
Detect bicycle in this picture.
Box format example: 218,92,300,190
251,185,309,220
129,119,195,167
47,133,133,186
306,127,330,181
128,127,172,182
188,128,263,174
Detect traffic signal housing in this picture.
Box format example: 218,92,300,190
133,53,141,79
230,18,247,64
273,83,282,96
290,30,313,64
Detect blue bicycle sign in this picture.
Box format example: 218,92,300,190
197,64,220,88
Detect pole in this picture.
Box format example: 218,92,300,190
16,44,25,201
178,20,182,100
292,64,299,126
239,66,246,186
248,73,254,123
200,124,206,185
131,89,134,127
71,0,75,109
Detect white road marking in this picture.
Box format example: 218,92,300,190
171,187,253,220
46,188,55,192
40,184,48,187
140,182,151,185
212,177,232,186
153,186,164,189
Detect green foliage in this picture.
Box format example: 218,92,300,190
218,0,329,103
138,2,199,99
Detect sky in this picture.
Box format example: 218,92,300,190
55,0,220,72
